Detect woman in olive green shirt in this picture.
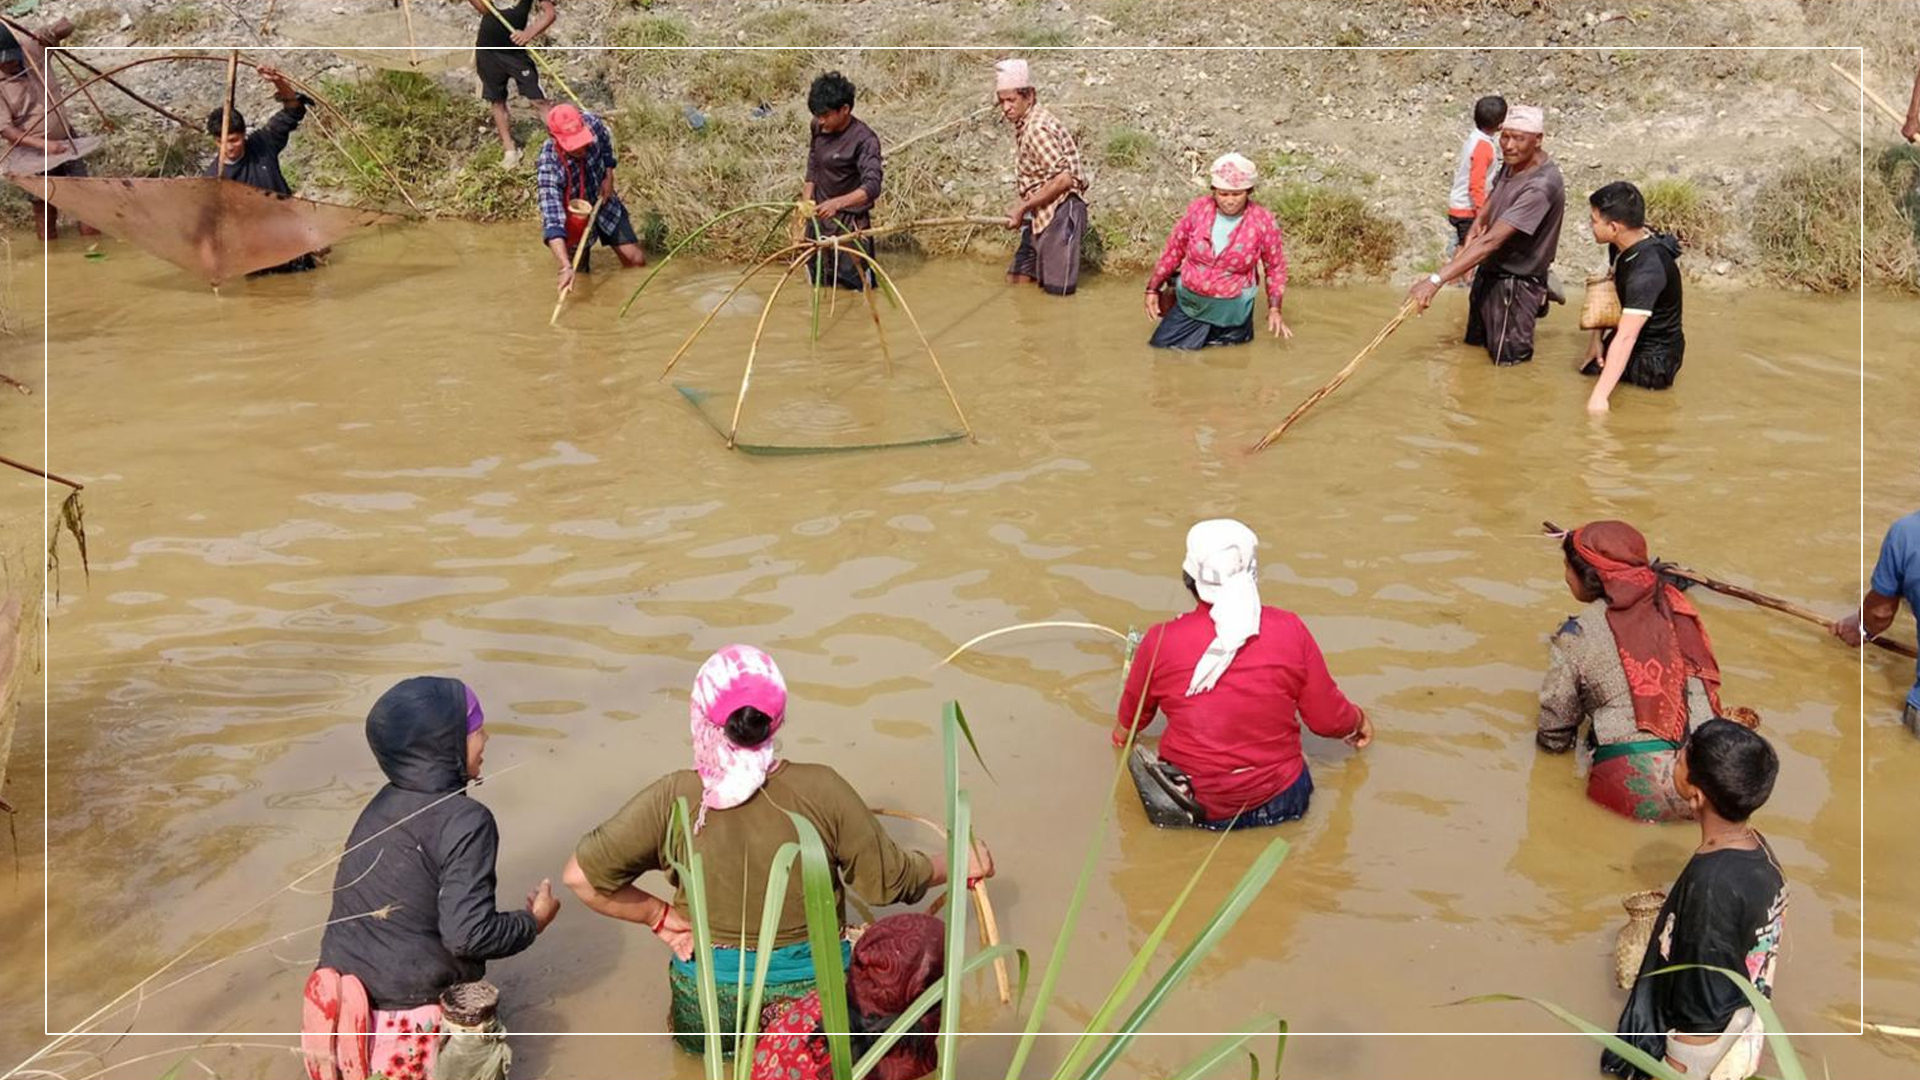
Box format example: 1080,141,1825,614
559,645,991,1053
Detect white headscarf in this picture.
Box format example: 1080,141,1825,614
994,58,1031,92
1181,519,1263,695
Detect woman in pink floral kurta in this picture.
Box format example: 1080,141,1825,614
1144,152,1292,350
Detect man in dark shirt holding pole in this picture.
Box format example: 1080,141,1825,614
1406,103,1565,366
1581,180,1686,412
466,0,556,168
205,64,317,274
801,70,883,291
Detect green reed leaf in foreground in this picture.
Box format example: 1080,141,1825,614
669,797,725,1080
1650,965,1804,1080
789,811,854,1080
938,702,973,1080
1004,635,1165,1080
1164,1015,1284,1080
731,841,802,1080
1050,823,1240,1080
1453,993,1682,1080
1078,836,1291,1080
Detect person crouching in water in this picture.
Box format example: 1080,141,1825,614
1115,519,1373,828
302,677,559,1080
1606,718,1785,1080
752,913,947,1080
206,64,320,273
1536,521,1724,823
537,103,646,297
1143,153,1293,350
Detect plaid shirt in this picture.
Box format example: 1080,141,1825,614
536,111,623,242
1012,104,1087,235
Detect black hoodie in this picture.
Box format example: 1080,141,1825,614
315,676,537,1009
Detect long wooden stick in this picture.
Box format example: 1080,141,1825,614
46,51,113,133
1829,62,1907,126
1541,521,1920,660
0,452,84,490
549,192,607,326
34,43,195,127
728,252,812,448
1251,298,1420,451
871,808,1012,1004
399,0,419,67
887,104,997,157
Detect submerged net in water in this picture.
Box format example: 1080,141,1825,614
673,384,967,456
4,175,395,284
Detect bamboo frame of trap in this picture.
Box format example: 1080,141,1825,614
621,202,999,450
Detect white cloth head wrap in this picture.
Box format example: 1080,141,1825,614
994,58,1031,92
1209,152,1258,190
1181,519,1262,695
1503,104,1544,134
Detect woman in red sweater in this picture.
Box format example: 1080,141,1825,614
1116,519,1372,828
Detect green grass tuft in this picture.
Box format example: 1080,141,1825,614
1751,146,1917,292
1638,177,1727,256
1101,127,1156,169
1268,182,1403,280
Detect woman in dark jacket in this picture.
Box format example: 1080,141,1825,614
301,677,559,1080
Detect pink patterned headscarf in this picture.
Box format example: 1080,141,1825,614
689,645,788,832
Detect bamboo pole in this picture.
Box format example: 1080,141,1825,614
727,252,812,448
830,244,975,441
1828,62,1908,127
1251,299,1420,451
938,620,1128,667
216,51,239,178
871,808,1012,1004
861,278,894,375
654,244,807,381
887,103,997,157
549,191,607,326
46,50,113,133
33,44,195,128
399,0,419,67
1541,521,1920,660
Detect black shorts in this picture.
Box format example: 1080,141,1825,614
571,203,640,272
476,49,545,103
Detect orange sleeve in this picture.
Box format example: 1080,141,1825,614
1468,141,1494,212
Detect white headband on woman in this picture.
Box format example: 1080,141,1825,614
1182,519,1263,695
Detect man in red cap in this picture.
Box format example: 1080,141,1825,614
535,103,645,294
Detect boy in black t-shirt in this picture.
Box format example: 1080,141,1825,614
466,0,557,168
1605,718,1786,1080
1582,181,1686,411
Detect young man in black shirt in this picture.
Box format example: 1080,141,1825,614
205,65,319,274
801,71,883,290
466,0,556,168
1582,180,1685,412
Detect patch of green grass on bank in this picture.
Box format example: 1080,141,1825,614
1101,127,1156,169
1269,182,1403,280
1751,145,1917,292
1639,177,1727,257
314,70,529,220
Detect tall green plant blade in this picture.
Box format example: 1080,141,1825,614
810,269,822,343
668,798,726,1080
751,204,798,257
787,811,854,1080
1050,826,1238,1080
1004,635,1165,1080
1164,1016,1282,1080
946,699,994,780
850,945,1021,1080
937,782,973,1078
1079,838,1291,1080
732,841,802,1080
1451,994,1683,1080
1645,965,1805,1080
1270,1019,1288,1077
618,203,795,317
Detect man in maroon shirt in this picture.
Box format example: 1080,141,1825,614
1115,519,1373,828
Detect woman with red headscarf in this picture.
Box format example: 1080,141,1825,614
1536,522,1725,822
561,645,993,1056
750,913,947,1080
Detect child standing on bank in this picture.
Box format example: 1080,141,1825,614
1444,95,1506,265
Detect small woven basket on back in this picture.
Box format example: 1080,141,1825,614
1580,273,1622,330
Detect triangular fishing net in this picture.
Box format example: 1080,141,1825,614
673,383,967,456
5,174,395,283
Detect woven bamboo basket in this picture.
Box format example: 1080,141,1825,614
1613,889,1667,989
1580,273,1621,330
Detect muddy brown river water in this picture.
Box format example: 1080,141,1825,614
1,223,1916,1079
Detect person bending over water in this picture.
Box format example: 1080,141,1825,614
303,678,559,1080
562,645,992,1056
1143,153,1293,350
1537,521,1724,823
1115,519,1373,829
1606,718,1785,1080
